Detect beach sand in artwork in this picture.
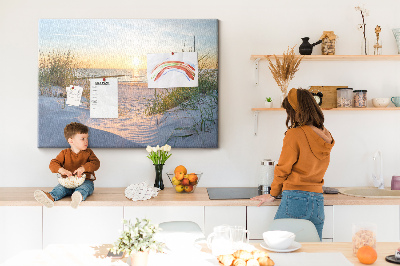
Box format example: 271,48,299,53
38,83,217,148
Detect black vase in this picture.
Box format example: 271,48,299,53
299,37,322,55
154,164,164,190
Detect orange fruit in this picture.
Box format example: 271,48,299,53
188,173,198,183
174,165,187,175
357,246,377,264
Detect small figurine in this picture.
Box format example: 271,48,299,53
374,25,382,55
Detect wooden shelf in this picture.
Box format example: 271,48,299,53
252,107,400,111
251,107,399,135
250,55,400,61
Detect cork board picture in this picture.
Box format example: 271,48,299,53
38,19,219,148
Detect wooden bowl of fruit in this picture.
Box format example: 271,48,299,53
167,165,202,193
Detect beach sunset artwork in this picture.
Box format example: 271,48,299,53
38,19,218,148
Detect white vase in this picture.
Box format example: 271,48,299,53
264,101,273,108
130,250,149,266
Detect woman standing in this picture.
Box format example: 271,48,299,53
251,88,335,240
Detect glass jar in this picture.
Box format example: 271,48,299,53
354,90,367,108
337,88,353,108
258,159,276,195
352,223,377,256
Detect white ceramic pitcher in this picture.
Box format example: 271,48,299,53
207,225,233,256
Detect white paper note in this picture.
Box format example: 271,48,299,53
66,85,83,106
147,52,198,88
90,78,118,118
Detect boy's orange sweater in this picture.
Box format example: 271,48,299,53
270,125,335,197
49,148,100,180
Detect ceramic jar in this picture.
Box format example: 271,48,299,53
391,176,400,190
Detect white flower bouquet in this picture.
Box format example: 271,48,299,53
111,218,164,255
146,145,172,165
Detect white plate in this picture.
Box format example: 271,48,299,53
260,241,302,253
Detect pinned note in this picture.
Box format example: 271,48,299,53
66,85,83,106
90,78,118,118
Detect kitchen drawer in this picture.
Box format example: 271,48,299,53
124,206,205,232
204,206,246,236
247,206,333,239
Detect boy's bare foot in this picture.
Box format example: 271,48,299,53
34,190,54,208
71,191,83,209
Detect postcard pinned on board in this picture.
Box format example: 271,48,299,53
66,85,83,106
147,52,198,88
90,78,118,118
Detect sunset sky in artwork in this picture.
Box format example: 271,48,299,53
39,19,218,70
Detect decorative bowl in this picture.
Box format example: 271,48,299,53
263,230,295,250
166,172,202,193
372,98,390,107
57,173,86,189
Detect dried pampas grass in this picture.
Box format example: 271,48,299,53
267,46,303,95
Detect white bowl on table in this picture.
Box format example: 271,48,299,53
263,230,295,250
372,98,390,107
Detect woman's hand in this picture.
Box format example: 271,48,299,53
250,194,275,207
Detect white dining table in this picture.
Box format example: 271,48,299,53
2,242,398,266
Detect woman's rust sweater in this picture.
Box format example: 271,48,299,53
270,125,335,197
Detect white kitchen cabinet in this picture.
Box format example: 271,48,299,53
124,206,205,232
333,205,399,242
247,206,279,240
247,206,333,240
43,206,123,247
204,206,246,236
0,206,42,264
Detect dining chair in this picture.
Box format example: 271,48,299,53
267,218,321,242
157,221,206,242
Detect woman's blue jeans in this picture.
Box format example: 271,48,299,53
274,190,324,240
50,180,94,201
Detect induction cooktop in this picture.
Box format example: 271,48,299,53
207,187,259,200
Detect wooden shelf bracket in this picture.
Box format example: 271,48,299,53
254,57,261,86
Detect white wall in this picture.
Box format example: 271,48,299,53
1,0,400,188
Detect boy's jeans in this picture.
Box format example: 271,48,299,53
50,180,94,201
274,190,324,240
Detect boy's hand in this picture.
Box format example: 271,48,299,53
73,166,85,178
250,194,275,207
58,168,72,177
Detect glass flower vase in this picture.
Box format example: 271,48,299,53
154,164,164,190
280,87,288,107
361,37,369,55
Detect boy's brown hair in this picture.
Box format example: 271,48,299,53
64,122,88,141
282,88,324,129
